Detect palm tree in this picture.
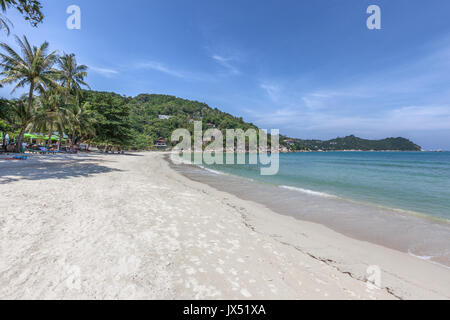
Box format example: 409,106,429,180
57,53,90,101
65,100,96,147
0,35,58,152
33,104,57,147
33,90,66,148
6,98,36,152
55,54,90,149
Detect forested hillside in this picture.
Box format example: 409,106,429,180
81,90,258,150
284,135,422,151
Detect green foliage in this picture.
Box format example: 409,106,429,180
285,135,422,151
1,0,44,27
56,53,90,98
80,91,133,147
79,91,258,150
64,100,96,146
0,98,13,132
0,35,59,151
0,35,59,96
131,133,153,150
128,93,258,148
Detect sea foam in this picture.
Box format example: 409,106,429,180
280,185,337,198
199,166,228,176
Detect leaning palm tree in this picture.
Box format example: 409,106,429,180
57,53,90,101
0,35,59,152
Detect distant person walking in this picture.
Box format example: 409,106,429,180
3,133,9,152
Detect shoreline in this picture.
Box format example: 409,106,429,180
189,159,450,225
1,152,449,299
170,155,450,268
166,153,450,299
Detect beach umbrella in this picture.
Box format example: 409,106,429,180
24,133,40,140
43,135,67,142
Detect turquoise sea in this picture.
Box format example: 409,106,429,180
203,152,450,221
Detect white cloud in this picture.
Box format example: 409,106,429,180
386,106,450,131
138,61,186,78
89,66,119,77
260,83,281,103
212,55,240,75
246,104,450,136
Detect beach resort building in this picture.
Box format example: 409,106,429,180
155,137,168,149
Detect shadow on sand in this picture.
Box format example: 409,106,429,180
0,155,123,184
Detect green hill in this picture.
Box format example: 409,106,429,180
80,90,421,151
80,91,258,149
282,135,422,151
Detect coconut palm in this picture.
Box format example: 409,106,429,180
65,100,96,147
33,89,67,147
57,53,90,101
6,98,36,152
32,104,57,147
0,35,58,152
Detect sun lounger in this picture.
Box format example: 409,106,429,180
1,155,28,161
39,147,53,154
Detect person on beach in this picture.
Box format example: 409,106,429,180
3,133,9,152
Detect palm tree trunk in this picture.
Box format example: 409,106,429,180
58,132,63,151
27,82,35,114
65,83,70,104
71,133,76,148
15,81,35,153
14,127,26,153
47,129,53,147
1,129,6,152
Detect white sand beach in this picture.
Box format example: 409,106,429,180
0,152,449,300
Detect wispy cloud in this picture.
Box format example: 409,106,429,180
211,55,240,75
260,82,281,103
245,104,450,136
138,61,186,78
89,66,119,77
301,90,373,110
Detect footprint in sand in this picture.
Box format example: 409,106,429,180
240,288,252,298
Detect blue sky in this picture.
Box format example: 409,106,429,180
1,0,450,149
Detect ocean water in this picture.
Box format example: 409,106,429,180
203,152,450,221
170,152,450,267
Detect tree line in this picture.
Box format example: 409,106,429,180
0,35,94,152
